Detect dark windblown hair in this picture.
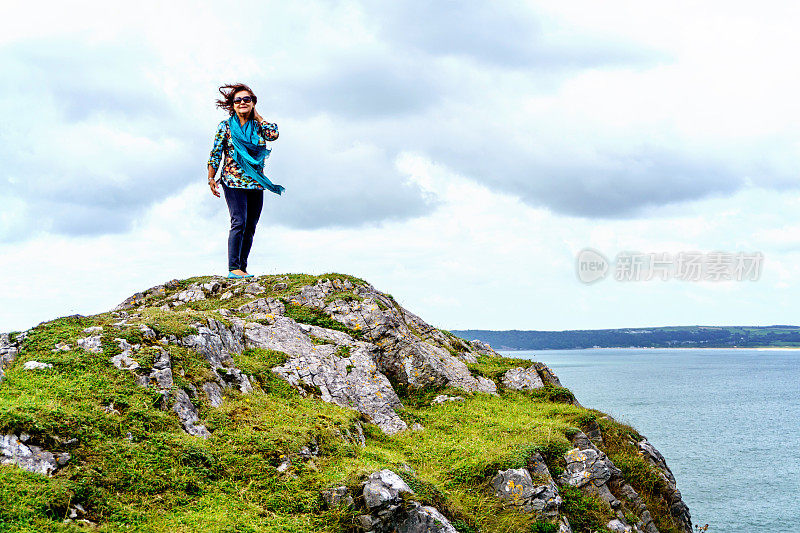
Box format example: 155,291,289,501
215,83,257,118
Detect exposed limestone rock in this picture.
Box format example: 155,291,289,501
560,447,616,489
64,502,95,526
560,441,622,510
468,339,497,356
111,339,140,370
502,366,544,391
321,486,354,509
138,324,156,340
132,345,210,438
114,290,147,310
170,286,206,303
532,362,564,387
298,324,352,345
23,361,53,370
244,282,265,295
202,281,222,293
1,433,69,476
397,506,458,533
245,316,319,356
202,382,223,408
269,331,408,435
82,326,103,335
172,389,211,438
236,297,285,316
288,279,495,395
492,466,561,517
77,334,103,354
611,480,654,532
180,318,252,394
354,469,459,533
139,347,174,389
608,518,635,532
431,394,465,405
363,469,413,510
638,438,692,533
562,431,664,533
0,333,20,383
52,342,71,352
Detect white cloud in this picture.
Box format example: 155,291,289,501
1,0,798,332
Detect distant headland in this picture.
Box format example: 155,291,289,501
451,325,800,350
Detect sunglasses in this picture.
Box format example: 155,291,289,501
233,96,253,104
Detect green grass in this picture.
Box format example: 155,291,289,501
559,486,614,532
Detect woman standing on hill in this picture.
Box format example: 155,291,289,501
207,83,283,279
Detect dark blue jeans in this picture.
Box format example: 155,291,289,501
222,183,263,272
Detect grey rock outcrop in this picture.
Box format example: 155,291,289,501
169,286,206,303
180,318,252,395
1,433,69,476
271,338,408,435
638,438,692,533
431,395,465,405
501,366,544,391
104,277,505,436
561,431,674,533
104,339,211,439
469,339,497,356
236,297,285,317
560,437,622,511
172,389,211,438
608,518,635,532
292,279,495,395
23,361,53,370
243,313,408,434
532,362,564,388
322,485,355,509
492,467,562,517
362,469,413,510
397,506,458,533
77,334,103,354
350,469,458,533
1,333,24,383
111,339,140,370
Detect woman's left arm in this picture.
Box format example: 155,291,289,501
253,109,279,141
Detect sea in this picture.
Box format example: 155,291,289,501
502,348,800,533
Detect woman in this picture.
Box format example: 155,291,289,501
207,83,283,279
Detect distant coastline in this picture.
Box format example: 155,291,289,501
451,325,800,351
513,346,800,351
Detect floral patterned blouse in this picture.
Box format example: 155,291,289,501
207,119,279,189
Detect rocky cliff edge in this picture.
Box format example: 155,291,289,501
0,273,692,533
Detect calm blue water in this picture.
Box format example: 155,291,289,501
501,348,800,533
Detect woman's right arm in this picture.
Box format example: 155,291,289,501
207,121,226,173
207,122,226,197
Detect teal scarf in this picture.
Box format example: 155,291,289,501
228,115,284,195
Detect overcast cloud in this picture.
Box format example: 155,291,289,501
1,0,799,331
2,0,774,241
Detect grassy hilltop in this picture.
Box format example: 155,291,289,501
0,274,689,533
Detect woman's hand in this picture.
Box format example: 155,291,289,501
209,178,220,198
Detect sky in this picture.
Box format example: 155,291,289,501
1,0,799,333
